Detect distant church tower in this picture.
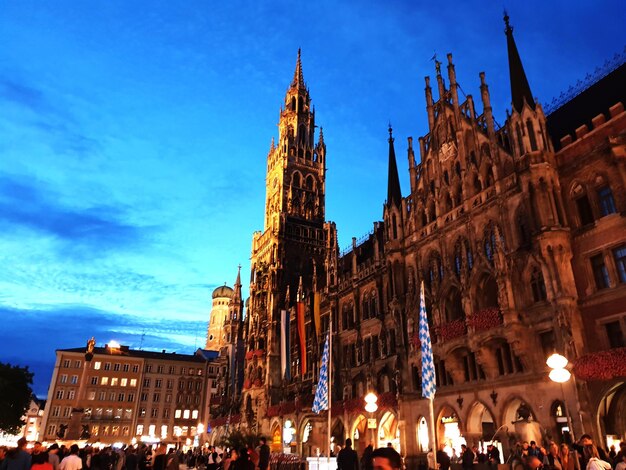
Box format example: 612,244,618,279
205,284,234,351
242,50,336,424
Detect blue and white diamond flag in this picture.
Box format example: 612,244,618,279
312,333,330,413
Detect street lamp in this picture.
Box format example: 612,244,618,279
364,392,378,448
546,354,575,441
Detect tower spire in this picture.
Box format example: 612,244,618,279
291,48,305,88
386,124,402,208
504,11,535,113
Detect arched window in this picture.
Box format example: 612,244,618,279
370,292,377,317
305,175,314,191
392,214,398,239
572,183,594,226
453,243,462,277
518,211,532,248
292,172,301,188
473,174,482,193
362,296,370,320
461,240,471,271
515,123,524,154
527,120,538,151
290,97,296,111
530,267,547,302
443,170,449,185
484,227,497,265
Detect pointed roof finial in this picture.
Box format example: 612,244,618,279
292,48,304,88
318,126,324,144
386,124,402,208
504,11,535,113
297,276,303,301
270,136,275,152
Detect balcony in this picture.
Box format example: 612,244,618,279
466,308,503,333
573,347,626,381
436,319,467,342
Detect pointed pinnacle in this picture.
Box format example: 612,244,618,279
292,48,304,88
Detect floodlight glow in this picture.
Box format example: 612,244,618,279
546,353,568,369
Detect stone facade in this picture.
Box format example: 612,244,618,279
208,16,626,463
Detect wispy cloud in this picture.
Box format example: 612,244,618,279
0,175,153,256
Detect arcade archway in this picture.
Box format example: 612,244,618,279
351,415,368,456
437,405,465,459
379,411,400,452
597,382,626,450
466,402,496,444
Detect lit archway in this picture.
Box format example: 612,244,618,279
378,411,400,452
437,405,465,459
466,402,496,445
351,414,368,456
597,382,626,449
416,416,429,452
270,422,282,452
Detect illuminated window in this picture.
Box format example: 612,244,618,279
175,409,182,418
130,379,137,387
94,362,101,370
121,378,128,387
124,408,132,419
122,426,130,436
101,377,109,385
91,425,99,436
192,410,198,419
115,408,122,418
183,410,190,419
148,424,156,436
161,425,168,439
111,378,119,386
88,391,96,400
136,424,144,435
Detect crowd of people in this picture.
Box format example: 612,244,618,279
506,436,625,470
0,435,623,470
0,437,274,470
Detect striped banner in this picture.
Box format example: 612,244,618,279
281,309,291,380
297,300,307,376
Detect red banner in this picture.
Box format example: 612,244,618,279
297,300,306,375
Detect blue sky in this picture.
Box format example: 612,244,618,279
1,1,624,396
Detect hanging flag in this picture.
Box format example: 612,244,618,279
297,299,307,375
281,309,291,380
419,281,436,400
312,333,330,414
313,292,321,337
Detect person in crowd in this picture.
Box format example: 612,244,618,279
361,443,373,470
558,443,579,470
608,448,617,462
232,449,253,470
437,445,451,470
426,449,435,470
573,437,609,470
475,446,487,464
124,448,137,470
165,449,178,470
337,438,359,470
371,447,402,470
152,445,168,470
257,438,269,470
614,443,626,468
461,444,475,470
0,447,8,470
48,445,60,470
582,446,611,470
2,438,31,470
59,445,82,470
615,452,626,470
529,442,544,461
525,456,543,470
222,450,236,470
31,442,48,467
543,443,562,470
487,444,500,470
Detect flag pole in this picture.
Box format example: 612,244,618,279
328,306,332,463
419,281,437,470
429,397,437,470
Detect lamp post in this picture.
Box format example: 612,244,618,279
364,392,378,448
546,353,575,442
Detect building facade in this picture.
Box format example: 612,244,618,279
208,15,626,463
40,341,219,446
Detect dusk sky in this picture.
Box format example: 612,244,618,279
1,1,624,396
